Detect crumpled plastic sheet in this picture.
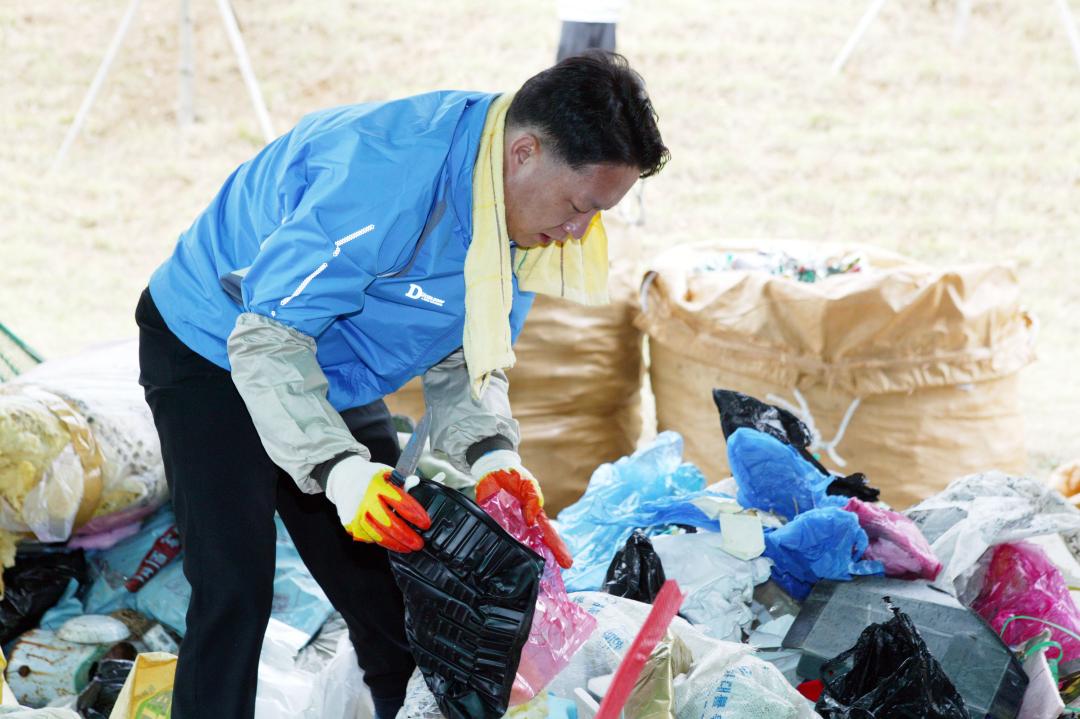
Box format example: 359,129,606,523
298,631,374,719
729,428,847,521
763,507,884,601
844,498,941,580
972,541,1080,663
747,615,801,686
626,633,693,719
905,472,1080,598
815,601,969,719
0,548,87,644
479,490,597,705
557,432,719,593
399,668,443,719
546,592,753,702
676,651,821,719
650,532,772,641
252,616,375,719
74,658,132,719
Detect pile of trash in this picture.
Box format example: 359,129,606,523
689,248,867,283
5,348,1080,719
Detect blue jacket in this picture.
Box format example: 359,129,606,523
150,91,534,410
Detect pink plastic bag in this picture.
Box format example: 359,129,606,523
844,498,941,580
480,490,598,705
973,541,1080,661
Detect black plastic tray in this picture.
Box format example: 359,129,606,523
389,478,544,719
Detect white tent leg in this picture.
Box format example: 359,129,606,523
179,0,195,128
831,0,890,75
215,0,274,142
952,0,973,46
1055,0,1080,73
52,0,144,171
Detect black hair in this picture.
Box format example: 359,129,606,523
507,50,670,178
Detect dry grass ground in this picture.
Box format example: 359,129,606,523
1,0,1077,474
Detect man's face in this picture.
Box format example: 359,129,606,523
503,130,640,249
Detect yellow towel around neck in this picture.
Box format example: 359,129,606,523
465,93,611,400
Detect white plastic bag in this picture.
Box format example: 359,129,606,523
303,633,373,719
906,472,1080,597
0,709,83,718
397,670,441,719
545,592,751,702
675,652,820,719
650,532,772,641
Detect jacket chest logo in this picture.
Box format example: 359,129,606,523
405,283,446,307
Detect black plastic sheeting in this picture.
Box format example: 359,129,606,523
825,472,880,502
388,478,544,719
712,388,881,502
0,545,87,644
77,657,135,719
784,577,1027,719
816,599,970,719
603,530,666,604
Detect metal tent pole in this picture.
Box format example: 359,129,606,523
831,0,889,75
1055,0,1080,72
179,0,195,128
52,0,144,171
215,0,274,141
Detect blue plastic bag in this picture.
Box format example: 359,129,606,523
729,428,846,521
763,507,884,601
83,504,333,640
557,432,721,592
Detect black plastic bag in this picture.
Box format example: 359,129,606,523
603,530,666,603
388,478,544,719
825,472,880,502
0,545,87,644
76,657,136,719
815,598,970,719
713,388,815,448
712,388,880,502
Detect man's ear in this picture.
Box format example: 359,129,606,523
508,131,541,170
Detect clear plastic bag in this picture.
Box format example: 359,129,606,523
0,341,168,567
971,541,1080,663
844,498,941,580
480,489,597,705
557,432,719,593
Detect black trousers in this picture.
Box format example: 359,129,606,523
135,289,415,719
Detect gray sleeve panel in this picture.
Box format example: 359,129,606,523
227,312,369,494
421,348,520,474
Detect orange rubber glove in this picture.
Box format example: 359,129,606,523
325,455,432,553
472,450,574,569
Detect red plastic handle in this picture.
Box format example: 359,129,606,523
594,580,686,719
